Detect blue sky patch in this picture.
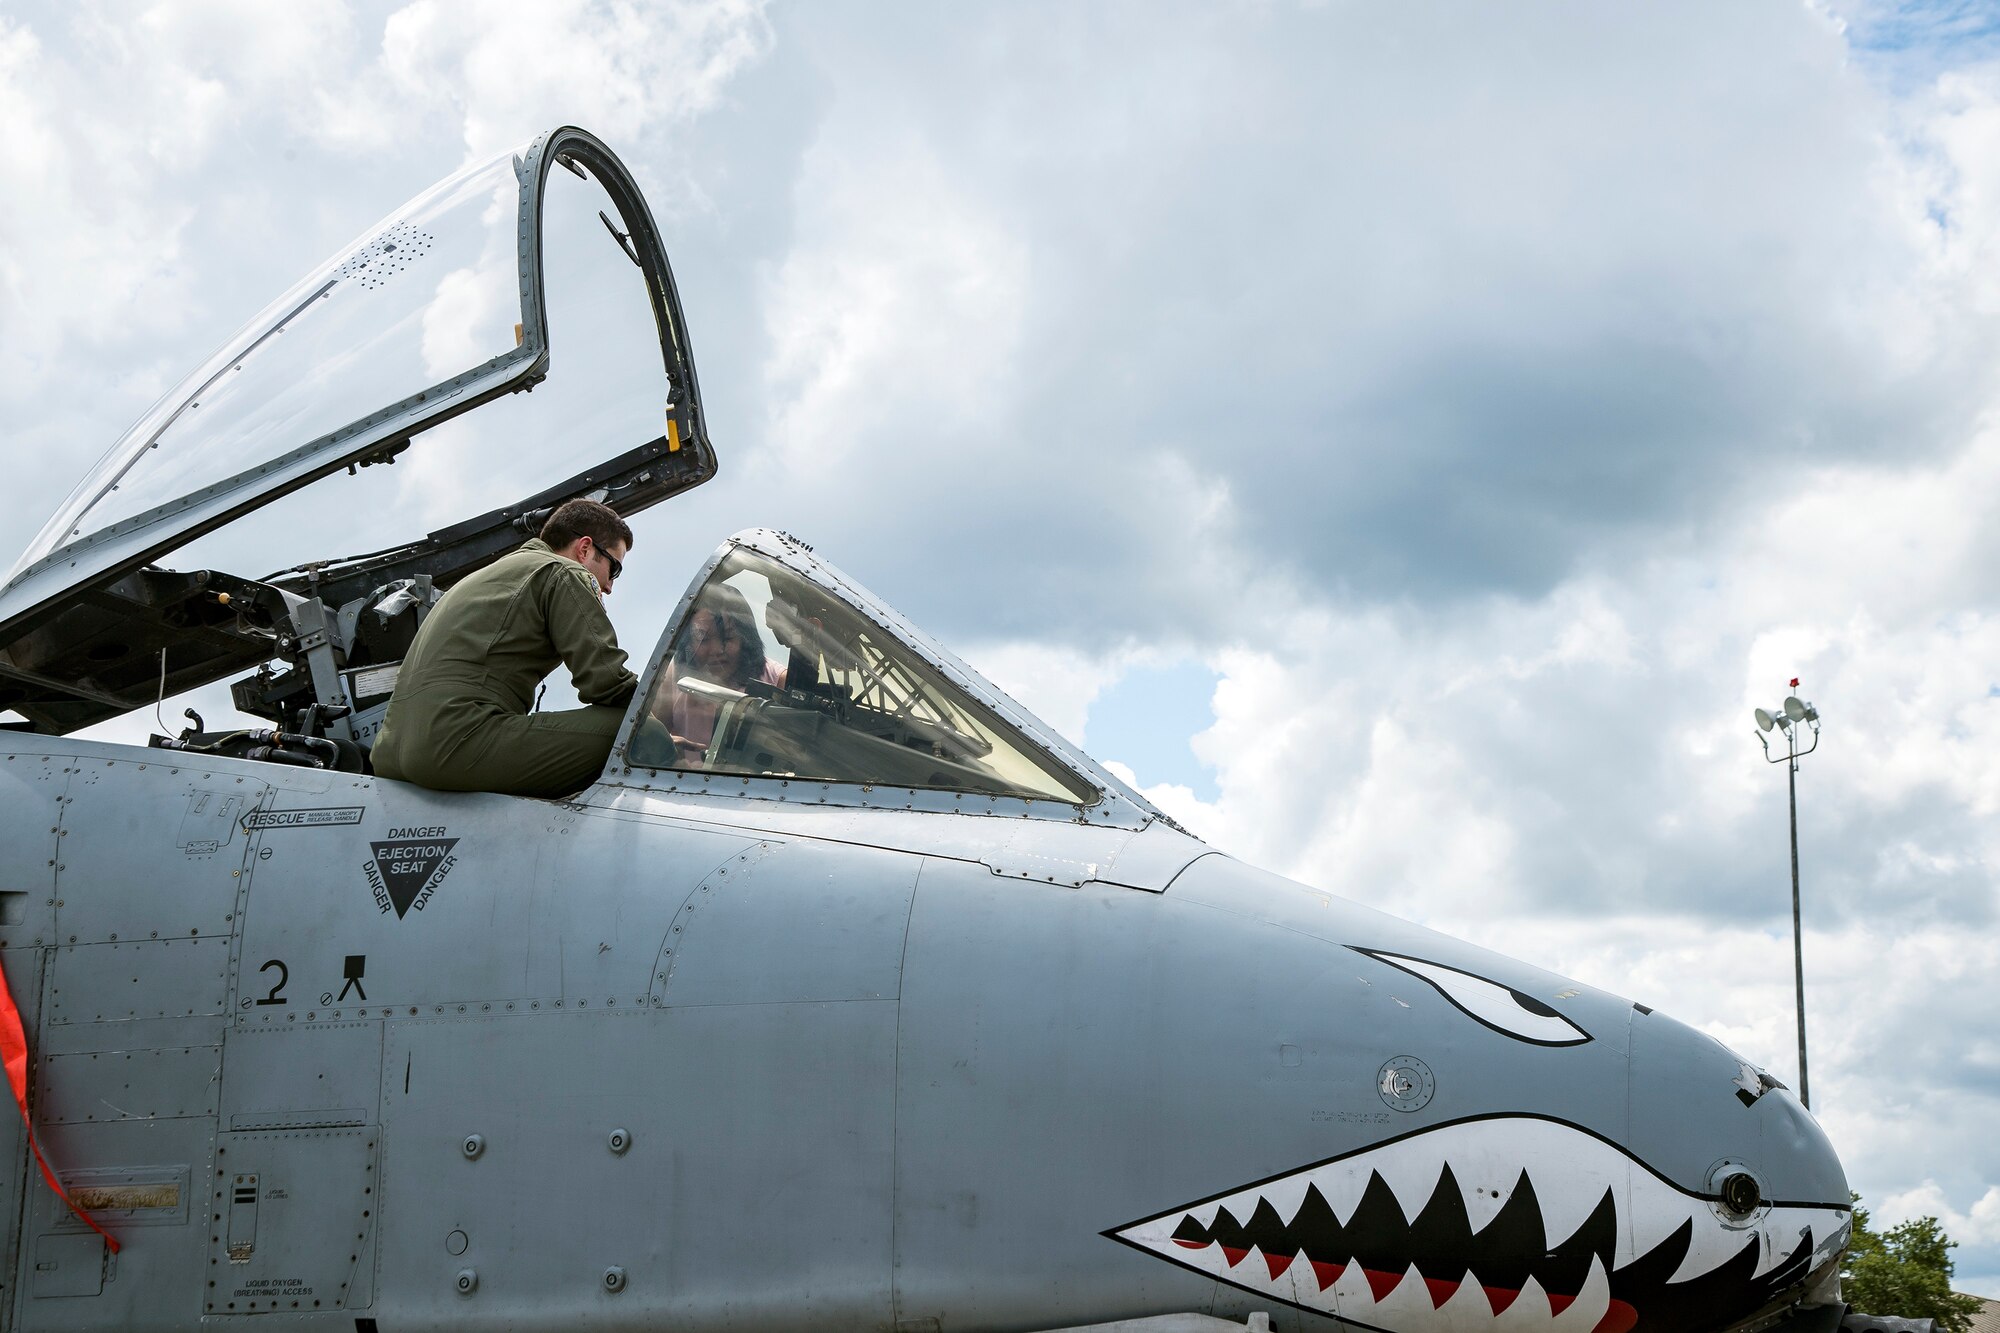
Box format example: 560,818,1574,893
1838,0,2000,87
1082,660,1221,803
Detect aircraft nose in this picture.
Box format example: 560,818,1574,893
1618,1007,1852,1325
1627,1007,1846,1209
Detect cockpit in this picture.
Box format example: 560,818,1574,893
0,125,1129,822
634,544,1094,805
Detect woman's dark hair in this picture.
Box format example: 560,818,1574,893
673,582,768,685
539,498,633,553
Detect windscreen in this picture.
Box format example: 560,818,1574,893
631,549,1097,806
12,141,533,580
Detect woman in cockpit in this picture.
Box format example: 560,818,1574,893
657,583,787,765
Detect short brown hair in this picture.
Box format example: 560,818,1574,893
540,499,633,553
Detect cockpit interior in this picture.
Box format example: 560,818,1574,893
636,547,1094,804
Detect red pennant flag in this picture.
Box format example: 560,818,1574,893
1789,678,1800,688
0,956,119,1252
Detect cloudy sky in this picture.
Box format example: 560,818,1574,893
4,0,1999,1297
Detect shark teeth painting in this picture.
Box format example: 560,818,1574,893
1105,1115,1849,1333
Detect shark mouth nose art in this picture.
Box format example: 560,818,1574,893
1106,1115,1849,1333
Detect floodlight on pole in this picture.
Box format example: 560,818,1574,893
1752,685,1821,1110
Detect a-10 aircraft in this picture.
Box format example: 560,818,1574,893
0,127,1917,1333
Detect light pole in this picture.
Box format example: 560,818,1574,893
1754,687,1820,1109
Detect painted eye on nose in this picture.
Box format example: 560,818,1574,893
1352,948,1593,1047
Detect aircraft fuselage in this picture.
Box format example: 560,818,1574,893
0,732,1848,1332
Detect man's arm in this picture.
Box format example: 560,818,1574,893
542,563,639,707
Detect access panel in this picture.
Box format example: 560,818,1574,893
14,1118,211,1332
376,1002,896,1330
204,1127,379,1316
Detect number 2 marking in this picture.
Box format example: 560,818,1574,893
256,959,288,1006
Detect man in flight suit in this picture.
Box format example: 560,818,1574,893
371,499,637,798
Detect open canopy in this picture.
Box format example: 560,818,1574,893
0,126,715,734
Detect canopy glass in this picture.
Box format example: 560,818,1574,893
13,145,533,583
631,542,1101,808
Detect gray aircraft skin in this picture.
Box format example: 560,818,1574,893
0,127,1881,1333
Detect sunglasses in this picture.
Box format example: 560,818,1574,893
588,542,622,583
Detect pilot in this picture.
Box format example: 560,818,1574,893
657,584,786,765
370,499,637,798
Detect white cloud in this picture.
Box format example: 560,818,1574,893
0,14,200,378
1882,1179,2000,1246
376,0,773,158
756,129,1030,480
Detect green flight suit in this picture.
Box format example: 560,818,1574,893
371,539,637,798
